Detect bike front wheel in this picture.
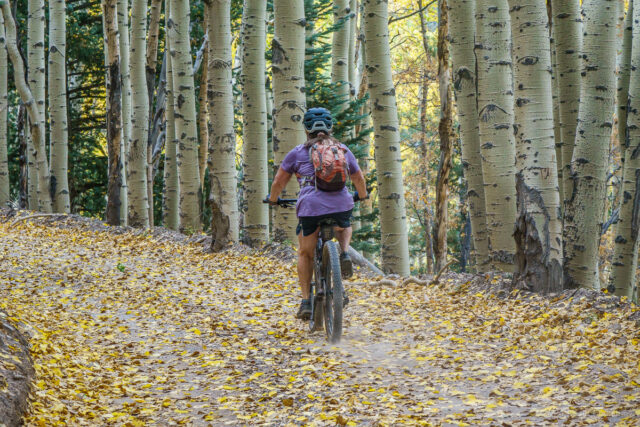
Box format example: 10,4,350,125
322,241,343,343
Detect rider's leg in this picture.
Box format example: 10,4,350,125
334,226,352,253
297,228,319,299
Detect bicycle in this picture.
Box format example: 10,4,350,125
263,198,345,343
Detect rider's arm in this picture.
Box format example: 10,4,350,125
269,168,293,203
351,170,368,200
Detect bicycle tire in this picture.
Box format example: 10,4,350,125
322,241,343,343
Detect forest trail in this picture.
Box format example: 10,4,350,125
1,218,639,426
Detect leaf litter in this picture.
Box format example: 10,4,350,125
0,217,639,425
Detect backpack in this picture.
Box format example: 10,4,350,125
308,137,349,192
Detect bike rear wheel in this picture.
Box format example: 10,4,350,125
322,241,343,343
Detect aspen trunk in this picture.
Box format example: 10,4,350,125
434,0,454,272
272,0,306,242
551,0,582,205
332,0,351,107
28,0,47,211
48,0,70,213
102,0,123,225
609,0,639,299
508,0,563,293
241,0,269,245
448,0,490,272
474,0,517,271
198,9,208,191
0,10,8,205
169,0,201,232
207,0,239,248
128,0,150,228
1,2,51,212
363,0,410,275
146,0,162,225
564,0,619,289
548,2,563,205
117,0,130,224
163,0,180,230
348,0,358,101
616,1,633,159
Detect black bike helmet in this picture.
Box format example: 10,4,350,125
303,107,334,133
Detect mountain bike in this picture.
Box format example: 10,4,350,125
264,198,345,343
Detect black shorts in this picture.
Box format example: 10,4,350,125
297,210,353,237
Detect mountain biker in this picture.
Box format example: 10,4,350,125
266,107,368,320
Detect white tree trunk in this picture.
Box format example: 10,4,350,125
49,0,70,213
241,0,269,245
169,0,201,232
564,0,619,289
332,0,351,109
0,10,9,205
117,0,131,225
272,0,306,242
128,0,150,227
508,0,563,292
362,0,410,275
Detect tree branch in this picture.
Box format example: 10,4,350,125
389,0,437,24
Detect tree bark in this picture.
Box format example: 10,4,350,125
0,9,9,206
1,1,52,212
332,0,351,109
49,0,70,213
362,0,410,275
163,0,179,230
609,0,639,299
207,0,239,248
551,0,582,206
241,0,269,245
433,0,454,272
102,0,122,225
127,0,150,228
448,0,490,272
197,12,208,191
169,0,201,232
117,0,131,225
564,0,619,289
272,0,306,242
616,0,633,160
474,0,517,271
508,0,563,293
146,0,162,225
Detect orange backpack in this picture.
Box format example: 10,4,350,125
308,137,349,192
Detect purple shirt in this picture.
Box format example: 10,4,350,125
281,144,360,218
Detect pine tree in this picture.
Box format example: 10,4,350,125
49,0,70,213
242,0,269,245
474,0,517,271
564,0,619,289
362,0,410,275
0,9,8,205
508,0,563,292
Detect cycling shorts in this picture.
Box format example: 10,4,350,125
296,210,353,237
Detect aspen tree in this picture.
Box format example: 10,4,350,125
272,0,306,242
474,0,517,271
0,1,52,212
102,0,123,225
49,0,70,213
564,0,619,289
448,0,490,271
551,0,582,203
508,0,563,292
362,0,410,275
28,0,46,210
617,1,633,159
0,10,8,205
242,0,269,245
207,0,239,247
128,0,150,227
117,0,131,224
163,0,179,230
169,0,201,232
332,0,351,107
198,4,209,191
348,0,358,100
610,1,639,299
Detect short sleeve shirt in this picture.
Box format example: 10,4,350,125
280,144,360,218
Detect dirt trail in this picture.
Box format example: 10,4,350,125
0,218,639,425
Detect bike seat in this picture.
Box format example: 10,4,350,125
318,218,338,226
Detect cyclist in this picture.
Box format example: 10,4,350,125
266,107,368,320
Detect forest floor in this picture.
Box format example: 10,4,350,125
0,212,639,426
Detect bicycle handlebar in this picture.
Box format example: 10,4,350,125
263,198,297,208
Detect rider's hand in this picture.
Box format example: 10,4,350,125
353,191,368,202
264,195,278,206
